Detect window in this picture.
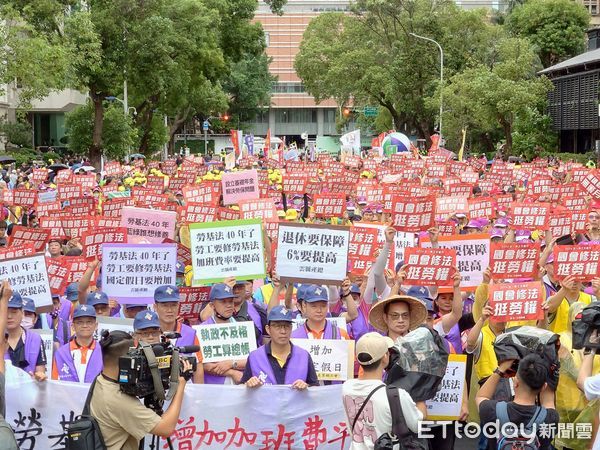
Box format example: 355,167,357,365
264,31,270,47
271,82,305,93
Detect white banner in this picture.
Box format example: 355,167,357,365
30,329,53,376
292,339,354,381
101,243,177,304
425,354,467,420
276,223,349,284
291,317,346,332
354,223,417,269
193,321,257,363
0,254,52,309
5,377,350,450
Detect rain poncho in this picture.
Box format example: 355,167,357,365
385,326,449,402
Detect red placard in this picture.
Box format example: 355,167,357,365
548,214,572,239
282,174,308,195
526,177,554,198
46,257,71,295
218,207,241,221
403,247,456,286
489,242,540,280
73,174,96,191
468,198,495,220
14,189,36,207
80,227,128,260
435,196,468,219
181,203,218,223
553,245,600,281
562,195,587,210
239,198,278,221
58,183,83,202
314,193,345,218
168,177,188,192
64,256,89,283
178,286,210,320
54,169,73,183
0,244,35,261
30,168,48,184
102,198,135,218
65,197,97,216
96,218,121,228
488,282,544,322
581,169,600,200
39,218,67,239
104,161,122,177
182,184,218,205
571,212,588,233
347,227,379,275
509,202,550,230
8,226,50,252
35,200,61,218
391,195,435,232
61,216,95,239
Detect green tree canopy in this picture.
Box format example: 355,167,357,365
506,0,590,68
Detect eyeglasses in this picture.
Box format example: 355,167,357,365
269,322,292,330
136,330,162,339
387,312,410,321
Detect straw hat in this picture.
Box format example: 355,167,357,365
368,294,428,333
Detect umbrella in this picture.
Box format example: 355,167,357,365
48,163,69,171
130,153,145,159
0,155,16,163
79,166,96,172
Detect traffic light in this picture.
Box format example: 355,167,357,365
343,108,351,117
222,114,230,122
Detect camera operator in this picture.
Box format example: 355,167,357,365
89,330,191,450
577,329,600,450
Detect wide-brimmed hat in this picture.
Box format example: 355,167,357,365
368,294,428,333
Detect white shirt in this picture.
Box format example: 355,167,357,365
583,374,600,450
342,379,423,450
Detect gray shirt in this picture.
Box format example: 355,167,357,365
0,372,19,450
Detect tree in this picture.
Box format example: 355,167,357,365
506,0,589,68
295,0,495,143
442,37,552,153
65,102,136,161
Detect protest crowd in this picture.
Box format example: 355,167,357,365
0,136,600,450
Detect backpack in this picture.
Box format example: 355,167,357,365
495,402,547,450
374,385,428,450
65,376,107,450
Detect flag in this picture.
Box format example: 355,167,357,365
371,131,387,148
264,129,271,157
340,129,361,155
244,134,254,156
231,130,243,160
458,128,467,162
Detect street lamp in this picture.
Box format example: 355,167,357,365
409,32,444,145
105,96,137,117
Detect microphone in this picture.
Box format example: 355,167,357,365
175,345,200,354
152,345,165,356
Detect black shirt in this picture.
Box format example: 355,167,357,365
241,343,319,386
479,400,559,450
8,332,47,370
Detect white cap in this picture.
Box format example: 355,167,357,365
356,332,394,365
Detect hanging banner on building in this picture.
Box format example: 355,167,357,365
0,254,52,310
189,218,266,284
292,338,354,381
5,379,349,450
101,243,177,304
421,234,490,291
426,354,467,420
276,223,350,285
193,321,257,363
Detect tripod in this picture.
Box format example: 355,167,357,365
138,395,174,450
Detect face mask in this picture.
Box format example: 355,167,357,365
21,316,35,330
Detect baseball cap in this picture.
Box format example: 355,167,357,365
303,285,328,303
349,284,361,295
209,283,236,301
356,332,394,366
154,285,180,303
134,310,161,330
87,291,109,306
267,305,293,323
7,292,24,309
125,304,147,310
176,261,185,275
65,282,79,302
73,304,96,319
22,298,36,314
515,230,532,242
406,286,433,303
296,284,309,302
464,219,483,229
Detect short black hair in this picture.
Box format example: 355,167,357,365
517,354,547,391
100,330,133,365
383,300,409,315
357,352,383,372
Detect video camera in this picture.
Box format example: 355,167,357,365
572,303,600,350
118,332,197,411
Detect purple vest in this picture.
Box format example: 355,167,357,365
54,319,72,346
4,329,43,373
445,323,462,353
247,344,309,385
54,341,103,383
245,302,263,342
291,321,342,340
46,298,72,328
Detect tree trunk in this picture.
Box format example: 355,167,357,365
90,92,104,168
500,119,512,154
137,109,155,155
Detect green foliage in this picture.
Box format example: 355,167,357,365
506,0,589,68
133,115,168,155
42,150,61,164
511,107,557,159
0,120,32,147
65,102,136,160
12,148,39,166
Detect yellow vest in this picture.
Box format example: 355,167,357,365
475,324,498,380
550,293,592,335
